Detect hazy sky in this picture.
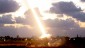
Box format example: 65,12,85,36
0,0,85,37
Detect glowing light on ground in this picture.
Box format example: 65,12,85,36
24,0,51,38
40,34,51,39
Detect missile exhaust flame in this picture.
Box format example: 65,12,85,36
25,0,51,38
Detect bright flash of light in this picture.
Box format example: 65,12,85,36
14,0,28,18
24,0,51,38
40,34,51,39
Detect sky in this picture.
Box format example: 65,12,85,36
0,0,85,37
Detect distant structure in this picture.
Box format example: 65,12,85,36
17,35,20,38
77,34,79,37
